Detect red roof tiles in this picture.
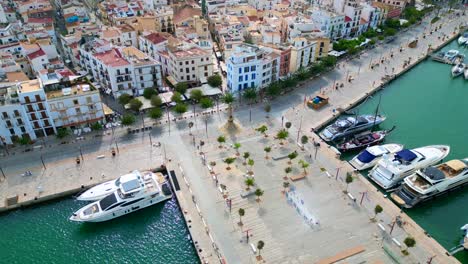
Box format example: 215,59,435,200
27,49,46,60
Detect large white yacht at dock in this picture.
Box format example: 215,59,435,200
319,114,386,142
368,145,450,190
349,143,404,171
391,159,468,208
70,170,172,222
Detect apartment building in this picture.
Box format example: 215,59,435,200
289,37,317,73
100,25,138,48
79,39,163,98
17,79,56,139
165,40,213,85
0,85,37,144
248,0,280,10
309,8,345,40
40,71,104,128
0,72,106,144
226,44,280,95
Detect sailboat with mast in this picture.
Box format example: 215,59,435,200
319,97,386,142
335,95,394,151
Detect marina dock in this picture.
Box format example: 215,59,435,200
0,10,466,264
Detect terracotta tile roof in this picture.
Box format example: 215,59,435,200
102,28,120,38
170,46,208,59
173,6,201,25
247,16,258,22
93,48,130,67
144,32,169,45
27,48,46,60
27,17,53,24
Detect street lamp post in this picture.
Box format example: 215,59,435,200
296,115,303,143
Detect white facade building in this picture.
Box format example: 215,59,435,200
309,9,345,40
289,37,317,73
226,44,280,95
79,39,163,98
248,0,280,10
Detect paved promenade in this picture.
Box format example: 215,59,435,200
0,8,466,264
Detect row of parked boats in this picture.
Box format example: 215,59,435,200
69,170,172,222
451,62,468,79
451,33,468,79
320,114,466,209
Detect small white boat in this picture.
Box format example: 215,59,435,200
70,171,172,222
368,145,450,190
452,63,465,78
464,66,468,80
444,50,460,61
458,32,468,45
391,159,468,208
349,143,404,171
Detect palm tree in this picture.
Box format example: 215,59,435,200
238,208,245,226
264,104,271,118
264,146,271,159
287,151,298,164
217,135,226,148
244,88,257,123
224,157,236,170
298,159,309,174
200,97,214,111
373,204,383,220
285,121,292,130
282,181,290,194
254,188,264,203
301,135,308,145
188,121,194,135
233,142,241,156
257,240,265,259
284,167,292,180
243,88,257,104
345,173,354,192
276,129,289,145
256,125,268,137
222,92,235,123
247,158,254,175
245,177,255,190
242,152,250,165
403,237,416,253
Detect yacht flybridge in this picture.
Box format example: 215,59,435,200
391,159,468,208
349,144,404,171
319,114,386,142
368,145,450,190
70,170,172,222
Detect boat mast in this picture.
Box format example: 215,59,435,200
371,94,382,131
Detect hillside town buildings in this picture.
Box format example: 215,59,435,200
0,0,428,144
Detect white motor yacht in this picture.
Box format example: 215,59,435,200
464,66,468,80
349,143,404,171
458,32,468,45
70,171,172,222
452,63,465,78
368,145,450,190
391,159,468,208
319,114,386,142
77,171,143,201
444,50,460,61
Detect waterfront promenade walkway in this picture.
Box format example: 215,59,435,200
0,8,466,264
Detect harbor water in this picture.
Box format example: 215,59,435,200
348,39,468,262
0,197,199,264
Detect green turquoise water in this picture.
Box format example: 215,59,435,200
0,198,199,264
349,40,468,261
